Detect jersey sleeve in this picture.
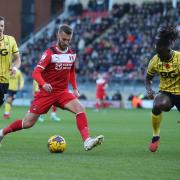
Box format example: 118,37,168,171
70,62,77,89
147,56,157,77
37,49,52,69
11,36,19,54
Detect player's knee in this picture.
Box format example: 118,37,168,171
163,105,171,112
23,121,35,129
75,104,85,113
6,96,12,103
154,101,171,112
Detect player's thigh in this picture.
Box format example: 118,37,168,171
153,92,173,110
56,91,82,113
23,112,40,128
64,98,85,114
30,92,55,114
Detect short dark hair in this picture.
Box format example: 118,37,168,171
156,26,178,47
58,24,73,35
0,16,5,21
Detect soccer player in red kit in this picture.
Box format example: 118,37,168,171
0,24,104,151
95,74,108,111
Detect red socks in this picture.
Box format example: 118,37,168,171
3,120,23,135
76,112,89,141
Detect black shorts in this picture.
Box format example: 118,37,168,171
160,91,180,112
0,83,9,105
7,90,17,100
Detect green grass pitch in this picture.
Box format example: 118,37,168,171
0,107,179,180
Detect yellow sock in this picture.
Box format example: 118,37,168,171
151,113,162,136
4,102,11,114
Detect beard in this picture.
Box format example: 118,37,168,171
58,40,68,51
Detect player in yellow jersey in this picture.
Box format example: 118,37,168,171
33,80,61,122
3,69,24,119
0,16,21,107
145,26,180,152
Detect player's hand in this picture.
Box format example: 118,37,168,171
10,66,18,75
73,89,80,98
43,83,52,93
146,89,155,99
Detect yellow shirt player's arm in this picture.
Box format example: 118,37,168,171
33,80,39,95
11,37,21,69
145,56,157,99
147,56,157,78
18,71,24,90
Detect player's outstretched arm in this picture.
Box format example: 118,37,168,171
145,74,155,99
32,67,46,86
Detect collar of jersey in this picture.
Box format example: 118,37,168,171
160,50,175,63
55,46,68,53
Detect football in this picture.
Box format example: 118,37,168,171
48,135,67,153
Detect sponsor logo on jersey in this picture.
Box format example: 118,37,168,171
51,54,76,63
0,48,8,56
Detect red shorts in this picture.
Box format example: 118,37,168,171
96,91,106,100
30,90,76,114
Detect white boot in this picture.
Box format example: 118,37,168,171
84,135,104,151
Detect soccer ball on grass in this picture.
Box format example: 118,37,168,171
48,135,67,153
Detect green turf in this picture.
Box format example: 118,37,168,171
0,107,179,180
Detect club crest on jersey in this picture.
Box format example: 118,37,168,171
165,63,170,69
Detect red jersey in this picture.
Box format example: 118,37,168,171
36,46,76,93
96,78,106,93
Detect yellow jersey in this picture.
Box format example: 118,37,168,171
33,80,39,93
9,69,24,91
0,34,19,83
147,51,180,95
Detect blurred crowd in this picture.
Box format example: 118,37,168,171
21,1,180,82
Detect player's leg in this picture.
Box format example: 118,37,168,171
95,98,100,111
0,83,9,107
0,112,40,143
51,105,61,121
64,98,89,140
0,93,4,107
62,95,104,151
149,92,173,152
101,92,107,109
0,92,54,143
3,95,13,119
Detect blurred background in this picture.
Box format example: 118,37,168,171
0,0,179,108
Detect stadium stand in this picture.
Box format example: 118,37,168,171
19,0,180,100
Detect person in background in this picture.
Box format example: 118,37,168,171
3,69,24,119
131,95,142,108
95,74,108,111
0,16,21,107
